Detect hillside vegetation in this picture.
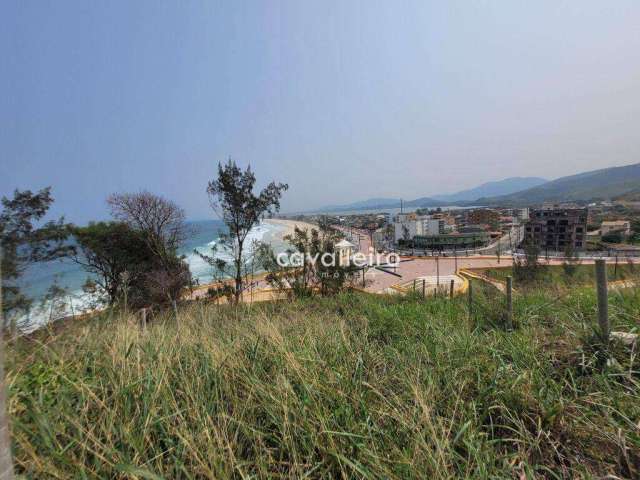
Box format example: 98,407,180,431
478,162,640,206
7,285,640,478
432,177,547,203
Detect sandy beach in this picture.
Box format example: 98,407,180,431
187,218,318,299
262,218,318,240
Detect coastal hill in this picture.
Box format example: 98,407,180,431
477,162,640,206
313,176,548,212
314,163,640,213
431,177,547,203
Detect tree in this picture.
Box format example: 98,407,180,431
107,191,187,269
71,222,155,307
562,243,580,277
258,225,357,298
107,192,191,306
513,240,541,283
601,231,623,244
0,188,72,322
204,160,288,304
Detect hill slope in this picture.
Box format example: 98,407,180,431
433,177,547,203
9,288,640,477
477,163,640,206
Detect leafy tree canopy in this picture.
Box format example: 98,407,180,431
0,188,72,316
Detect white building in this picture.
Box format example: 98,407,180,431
513,208,529,222
393,214,456,243
335,239,356,266
394,215,422,242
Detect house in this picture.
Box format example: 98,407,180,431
600,220,631,237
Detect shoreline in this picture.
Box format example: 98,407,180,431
262,218,318,240
187,219,318,299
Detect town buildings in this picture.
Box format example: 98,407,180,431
393,213,455,243
466,209,500,228
524,207,588,251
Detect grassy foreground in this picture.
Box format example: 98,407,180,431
483,263,638,287
6,285,640,478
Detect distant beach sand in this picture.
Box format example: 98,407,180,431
262,218,317,240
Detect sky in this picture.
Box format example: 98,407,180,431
2,1,640,223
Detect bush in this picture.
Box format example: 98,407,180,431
602,231,623,243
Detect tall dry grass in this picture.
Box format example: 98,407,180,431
6,286,640,478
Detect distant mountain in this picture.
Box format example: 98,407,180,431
314,196,446,213
403,197,448,208
311,163,640,213
432,177,547,203
477,163,640,206
315,198,401,212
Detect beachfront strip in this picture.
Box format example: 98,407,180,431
188,219,640,303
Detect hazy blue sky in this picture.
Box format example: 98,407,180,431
2,1,640,222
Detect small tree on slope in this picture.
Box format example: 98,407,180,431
203,160,288,305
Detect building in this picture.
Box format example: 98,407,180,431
600,220,631,237
372,226,393,251
394,214,424,243
466,209,500,227
394,213,456,243
524,207,588,251
513,208,529,222
421,217,449,235
413,232,490,250
335,239,356,266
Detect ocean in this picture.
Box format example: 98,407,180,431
14,219,287,330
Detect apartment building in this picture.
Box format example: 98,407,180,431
524,207,588,251
394,214,455,243
466,208,500,227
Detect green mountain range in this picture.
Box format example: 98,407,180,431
313,162,640,213
432,177,547,203
477,162,640,206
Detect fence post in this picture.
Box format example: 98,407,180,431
449,279,454,299
467,281,473,321
506,276,513,330
413,279,416,292
595,259,610,344
422,279,425,298
0,251,15,480
140,308,147,331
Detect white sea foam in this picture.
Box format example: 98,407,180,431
14,221,280,332
186,221,274,285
